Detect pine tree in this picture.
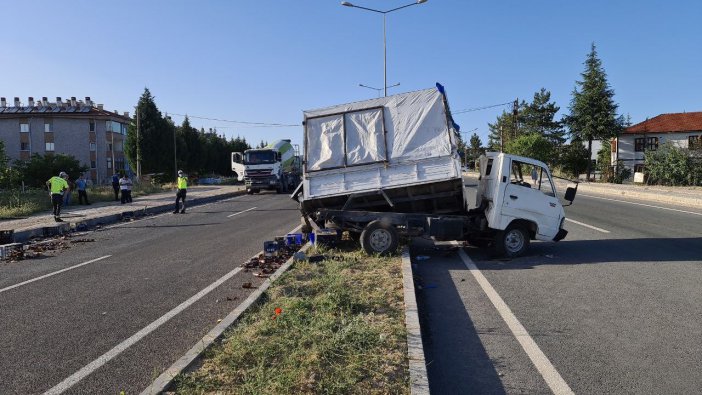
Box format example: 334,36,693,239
126,88,174,175
521,88,564,146
564,43,624,180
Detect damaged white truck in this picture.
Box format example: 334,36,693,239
292,84,576,257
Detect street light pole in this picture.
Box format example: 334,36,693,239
342,0,428,96
359,83,399,98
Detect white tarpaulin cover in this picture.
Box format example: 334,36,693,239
304,88,453,172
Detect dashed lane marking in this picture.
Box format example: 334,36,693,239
226,207,257,218
565,218,610,233
0,255,112,295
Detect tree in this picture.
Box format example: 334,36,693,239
505,133,555,165
126,88,173,176
465,133,483,168
0,140,20,188
14,154,88,187
564,43,625,180
487,109,518,151
560,139,589,178
645,143,698,186
177,116,203,174
521,88,565,146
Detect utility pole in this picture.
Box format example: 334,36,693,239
512,98,519,139
500,125,504,152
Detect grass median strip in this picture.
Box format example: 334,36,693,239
172,247,409,394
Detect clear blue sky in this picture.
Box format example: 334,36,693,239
2,0,700,149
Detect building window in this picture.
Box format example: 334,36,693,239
634,138,645,152
44,121,53,133
634,164,645,173
646,137,658,151
108,143,113,151
89,121,96,132
90,160,96,169
20,121,29,133
90,142,97,151
107,157,113,169
20,142,30,151
45,142,55,152
690,135,700,150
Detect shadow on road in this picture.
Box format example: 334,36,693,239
411,242,507,394
467,237,702,269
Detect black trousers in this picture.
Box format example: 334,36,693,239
51,194,63,217
78,190,89,205
112,183,119,200
174,189,187,212
120,189,132,204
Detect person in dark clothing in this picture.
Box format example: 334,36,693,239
111,173,120,201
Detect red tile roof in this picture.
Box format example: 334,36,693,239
625,112,702,134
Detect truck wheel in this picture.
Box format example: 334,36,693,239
494,224,529,258
360,220,399,256
247,188,253,195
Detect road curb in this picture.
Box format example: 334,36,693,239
9,190,247,243
140,241,310,395
402,247,430,395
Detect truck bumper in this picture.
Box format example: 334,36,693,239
553,228,568,242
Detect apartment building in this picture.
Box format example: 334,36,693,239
0,96,132,184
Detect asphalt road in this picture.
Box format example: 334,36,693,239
0,192,301,394
416,186,702,394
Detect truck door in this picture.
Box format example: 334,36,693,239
501,160,561,239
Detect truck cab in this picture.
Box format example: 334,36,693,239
232,140,301,194
475,152,573,255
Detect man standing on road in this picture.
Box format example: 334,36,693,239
111,173,120,201
76,174,90,205
174,170,187,214
46,171,69,222
119,173,133,204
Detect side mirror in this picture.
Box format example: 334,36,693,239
564,186,577,203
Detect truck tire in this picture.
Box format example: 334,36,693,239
493,224,529,258
360,220,399,256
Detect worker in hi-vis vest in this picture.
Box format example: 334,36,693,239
173,170,188,214
46,171,69,222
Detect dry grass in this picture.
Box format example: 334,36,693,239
172,247,409,395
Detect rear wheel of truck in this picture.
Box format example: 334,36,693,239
494,224,529,258
360,220,399,256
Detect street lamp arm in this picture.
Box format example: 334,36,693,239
384,2,421,13
341,2,383,13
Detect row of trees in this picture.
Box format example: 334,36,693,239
124,89,251,181
476,44,625,180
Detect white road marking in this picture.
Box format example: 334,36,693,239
227,207,257,218
43,265,245,395
457,249,574,395
565,218,610,233
580,193,702,216
0,256,112,295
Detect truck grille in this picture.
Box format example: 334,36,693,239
247,169,273,177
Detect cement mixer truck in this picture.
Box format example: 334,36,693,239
231,139,302,194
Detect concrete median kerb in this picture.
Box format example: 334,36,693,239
402,247,430,395
0,185,247,245
576,182,702,209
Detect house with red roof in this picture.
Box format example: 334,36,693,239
613,112,702,176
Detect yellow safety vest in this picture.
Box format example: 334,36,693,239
177,176,187,190
48,176,68,194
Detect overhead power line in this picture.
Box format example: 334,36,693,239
167,112,298,127
453,101,513,115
